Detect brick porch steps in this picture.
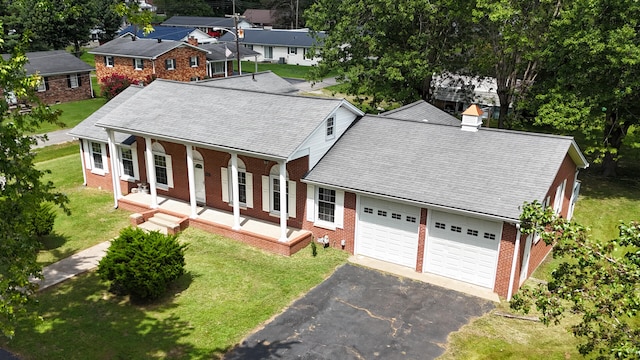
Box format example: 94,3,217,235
138,221,169,235
148,212,182,229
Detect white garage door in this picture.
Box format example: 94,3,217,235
356,197,420,268
425,211,501,289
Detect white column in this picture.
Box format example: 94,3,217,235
278,161,288,242
185,145,198,219
231,153,241,230
78,142,87,186
106,130,122,208
144,137,158,209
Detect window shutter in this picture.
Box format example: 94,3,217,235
306,184,314,222
83,140,92,169
165,154,173,188
44,77,49,90
66,75,71,88
221,168,229,202
245,172,253,208
288,180,296,218
77,74,82,87
335,190,344,229
132,58,136,68
261,175,270,212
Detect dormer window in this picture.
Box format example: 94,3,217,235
326,116,335,139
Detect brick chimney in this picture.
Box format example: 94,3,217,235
187,36,198,46
461,104,484,132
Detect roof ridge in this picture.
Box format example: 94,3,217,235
478,126,575,141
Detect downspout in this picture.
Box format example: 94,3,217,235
507,223,522,301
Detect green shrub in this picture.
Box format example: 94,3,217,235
98,227,188,301
28,203,57,237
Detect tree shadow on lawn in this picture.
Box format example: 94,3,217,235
4,271,218,359
224,339,301,360
38,232,67,251
579,171,640,201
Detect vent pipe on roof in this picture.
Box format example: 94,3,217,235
157,38,162,43
460,104,484,132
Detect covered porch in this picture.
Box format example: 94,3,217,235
119,192,312,256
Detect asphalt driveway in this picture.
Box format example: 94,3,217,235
225,264,494,360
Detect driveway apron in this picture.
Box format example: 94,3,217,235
226,263,494,360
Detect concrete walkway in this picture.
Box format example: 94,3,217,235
33,241,111,291
33,129,75,148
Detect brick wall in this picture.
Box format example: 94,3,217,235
36,72,93,104
301,191,357,252
94,46,207,84
415,208,428,272
494,223,518,298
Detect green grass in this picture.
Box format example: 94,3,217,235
1,229,348,359
235,61,337,79
34,146,131,265
31,98,106,134
79,50,95,68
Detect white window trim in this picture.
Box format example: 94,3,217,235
119,144,140,182
326,115,335,140
265,173,297,219
288,47,297,55
69,74,79,89
264,46,273,60
221,162,253,209
37,78,46,92
212,61,225,74
105,56,114,67
313,187,344,230
166,58,176,70
134,58,144,70
89,141,108,176
151,143,173,190
190,56,199,67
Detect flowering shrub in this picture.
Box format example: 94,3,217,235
100,74,134,100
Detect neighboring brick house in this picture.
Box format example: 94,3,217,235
69,75,588,300
89,37,210,84
161,16,254,38
2,50,94,105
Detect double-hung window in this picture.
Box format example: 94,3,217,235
151,143,173,189
67,74,79,88
212,62,224,74
222,158,253,208
318,187,336,223
105,56,114,67
119,145,139,181
288,47,297,55
264,46,273,59
36,77,48,92
326,116,335,139
190,56,199,67
237,171,247,204
91,142,104,170
165,58,176,70
133,58,144,70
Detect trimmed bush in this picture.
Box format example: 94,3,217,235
28,202,57,237
98,227,188,301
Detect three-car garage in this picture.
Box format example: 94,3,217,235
355,196,501,290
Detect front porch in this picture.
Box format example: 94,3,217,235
119,192,313,256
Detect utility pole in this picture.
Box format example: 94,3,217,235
225,12,245,75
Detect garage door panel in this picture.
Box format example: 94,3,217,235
426,211,501,289
357,197,420,269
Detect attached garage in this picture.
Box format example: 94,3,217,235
356,197,421,268
425,211,501,289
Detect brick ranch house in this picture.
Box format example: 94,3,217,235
2,50,94,105
90,37,260,83
69,76,588,299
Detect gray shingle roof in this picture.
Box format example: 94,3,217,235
93,79,347,159
161,16,237,28
382,100,461,126
304,116,585,221
219,29,325,47
196,71,297,94
89,37,208,59
1,50,94,76
198,42,260,61
119,25,198,41
68,86,143,144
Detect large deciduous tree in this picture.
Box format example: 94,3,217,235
469,0,562,128
0,38,69,338
305,0,473,110
512,202,640,359
532,0,640,177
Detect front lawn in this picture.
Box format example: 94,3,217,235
2,229,348,359
34,144,131,265
32,98,106,134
